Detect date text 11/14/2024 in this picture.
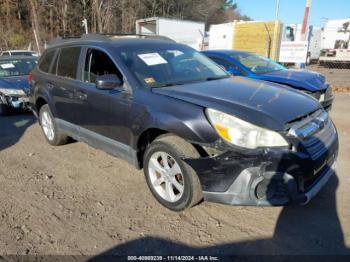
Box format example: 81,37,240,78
127,255,219,261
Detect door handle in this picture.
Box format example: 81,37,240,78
75,90,87,101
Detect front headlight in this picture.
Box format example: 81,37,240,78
206,108,288,149
0,88,25,96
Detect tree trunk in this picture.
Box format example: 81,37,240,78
28,0,41,53
50,7,54,39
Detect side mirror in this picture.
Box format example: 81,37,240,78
227,67,241,76
96,74,122,90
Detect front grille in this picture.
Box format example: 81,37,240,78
301,119,336,160
306,85,332,102
309,91,321,100
287,110,338,192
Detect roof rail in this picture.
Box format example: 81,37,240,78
84,33,175,42
47,33,175,46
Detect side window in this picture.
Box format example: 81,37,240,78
2,52,9,56
210,56,233,70
38,50,55,73
57,47,81,79
49,51,59,75
83,49,123,83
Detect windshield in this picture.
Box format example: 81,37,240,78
119,44,229,87
0,58,37,77
230,53,285,74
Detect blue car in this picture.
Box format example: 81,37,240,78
202,50,334,111
0,56,38,115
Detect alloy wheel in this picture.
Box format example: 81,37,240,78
41,111,55,141
148,151,185,202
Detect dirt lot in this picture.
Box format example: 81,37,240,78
306,64,350,88
0,93,350,257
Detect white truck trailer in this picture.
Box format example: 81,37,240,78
282,24,322,64
319,19,350,64
208,22,234,50
135,17,205,50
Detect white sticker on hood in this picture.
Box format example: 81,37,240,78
137,53,168,66
0,63,15,69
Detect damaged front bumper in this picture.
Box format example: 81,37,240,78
320,96,334,112
0,89,29,110
184,129,338,206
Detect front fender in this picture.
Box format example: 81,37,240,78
151,110,219,143
130,99,219,149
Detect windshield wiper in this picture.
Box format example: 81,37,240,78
155,82,185,88
153,75,229,87
205,75,230,81
258,69,284,75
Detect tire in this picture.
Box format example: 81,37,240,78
0,103,11,116
143,135,202,211
39,104,68,146
306,54,311,65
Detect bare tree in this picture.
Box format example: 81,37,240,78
0,0,250,49
28,0,41,52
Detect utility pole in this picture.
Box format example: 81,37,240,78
299,0,312,68
272,0,280,60
301,0,312,40
275,0,280,21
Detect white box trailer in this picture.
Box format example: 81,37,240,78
319,19,350,64
282,24,322,63
208,22,234,50
135,17,205,50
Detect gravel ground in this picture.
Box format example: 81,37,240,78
0,93,350,257
306,64,350,88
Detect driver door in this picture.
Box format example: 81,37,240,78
74,47,133,146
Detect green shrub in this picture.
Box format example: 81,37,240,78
9,34,27,48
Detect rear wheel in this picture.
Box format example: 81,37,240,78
143,135,202,211
306,54,311,65
39,104,68,146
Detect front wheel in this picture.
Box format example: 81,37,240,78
143,135,202,211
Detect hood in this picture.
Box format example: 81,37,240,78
0,76,29,90
258,69,327,92
152,77,321,131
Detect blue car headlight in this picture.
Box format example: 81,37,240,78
0,88,26,96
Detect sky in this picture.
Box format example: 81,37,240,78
233,0,350,26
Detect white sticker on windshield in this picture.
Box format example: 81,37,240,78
138,53,168,66
0,63,15,69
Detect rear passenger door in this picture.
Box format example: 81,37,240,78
74,47,132,145
50,46,84,124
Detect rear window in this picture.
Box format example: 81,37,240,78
0,58,38,77
12,52,36,56
57,47,81,79
39,50,56,73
